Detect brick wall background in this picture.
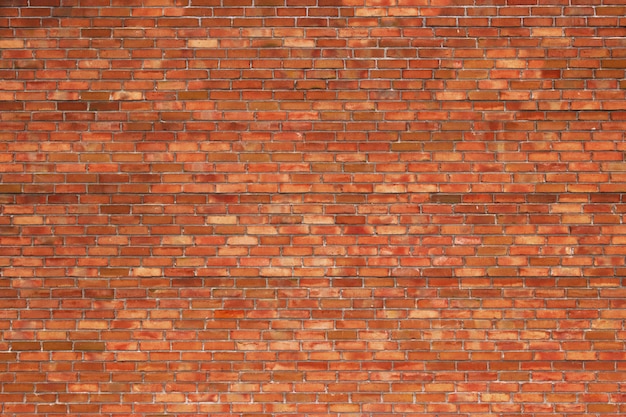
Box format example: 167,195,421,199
2,0,626,416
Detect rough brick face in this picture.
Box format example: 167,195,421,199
2,0,626,416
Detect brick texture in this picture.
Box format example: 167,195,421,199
2,0,626,416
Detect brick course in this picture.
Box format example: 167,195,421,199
2,0,626,416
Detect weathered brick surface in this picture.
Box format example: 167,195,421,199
2,0,626,416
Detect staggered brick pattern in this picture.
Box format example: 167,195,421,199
2,0,626,416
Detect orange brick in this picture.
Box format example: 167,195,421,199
2,3,626,416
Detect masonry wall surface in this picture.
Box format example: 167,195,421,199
2,0,626,416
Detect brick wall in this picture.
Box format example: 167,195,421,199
2,0,626,415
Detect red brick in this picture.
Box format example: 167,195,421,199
1,2,625,416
